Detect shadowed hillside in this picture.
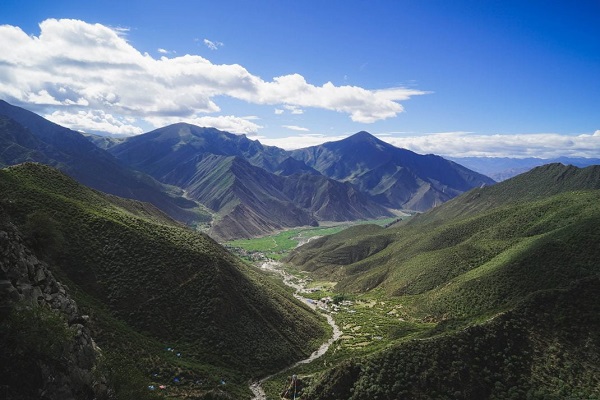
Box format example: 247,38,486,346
290,131,495,211
109,124,393,239
0,100,211,226
0,163,328,397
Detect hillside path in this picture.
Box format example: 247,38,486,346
250,261,341,400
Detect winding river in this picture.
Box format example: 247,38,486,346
250,261,342,400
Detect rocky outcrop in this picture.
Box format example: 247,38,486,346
0,217,110,400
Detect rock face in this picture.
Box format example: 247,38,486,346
0,216,109,400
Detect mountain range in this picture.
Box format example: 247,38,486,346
0,100,495,240
2,100,599,242
291,132,496,210
104,123,398,239
2,98,599,398
103,124,494,239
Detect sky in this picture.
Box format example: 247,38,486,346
0,0,599,158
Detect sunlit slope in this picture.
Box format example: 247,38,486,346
0,163,326,377
405,162,600,228
287,163,600,319
306,276,600,400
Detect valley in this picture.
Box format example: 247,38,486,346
249,261,342,400
1,3,599,399
225,229,441,399
0,100,598,399
227,164,600,399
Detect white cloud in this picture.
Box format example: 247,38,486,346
284,105,304,114
144,115,262,135
282,125,309,132
45,109,143,135
157,48,169,54
274,108,284,115
0,18,425,135
203,38,223,50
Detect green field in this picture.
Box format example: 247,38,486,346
225,217,400,260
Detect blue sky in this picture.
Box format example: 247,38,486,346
1,0,599,157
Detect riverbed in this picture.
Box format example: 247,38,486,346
250,261,341,399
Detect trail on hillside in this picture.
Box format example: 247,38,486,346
250,261,341,400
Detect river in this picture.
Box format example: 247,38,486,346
250,261,342,400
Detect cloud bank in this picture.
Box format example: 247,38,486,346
0,19,425,135
260,131,600,159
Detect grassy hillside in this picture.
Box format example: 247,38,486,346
287,189,600,321
282,163,600,398
305,277,600,400
0,163,328,397
287,164,600,312
405,162,600,228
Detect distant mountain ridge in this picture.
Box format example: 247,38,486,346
290,132,496,211
108,124,495,239
1,100,498,240
449,156,600,181
108,123,394,239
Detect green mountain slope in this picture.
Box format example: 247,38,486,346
286,163,600,399
407,162,600,228
0,163,327,395
306,277,600,400
287,164,600,310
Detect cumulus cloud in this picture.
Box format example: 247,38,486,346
0,18,425,135
45,109,143,136
282,125,309,132
274,108,284,115
203,38,223,50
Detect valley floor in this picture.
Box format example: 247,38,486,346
250,261,342,400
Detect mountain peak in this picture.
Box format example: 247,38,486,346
345,131,380,142
340,131,393,149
